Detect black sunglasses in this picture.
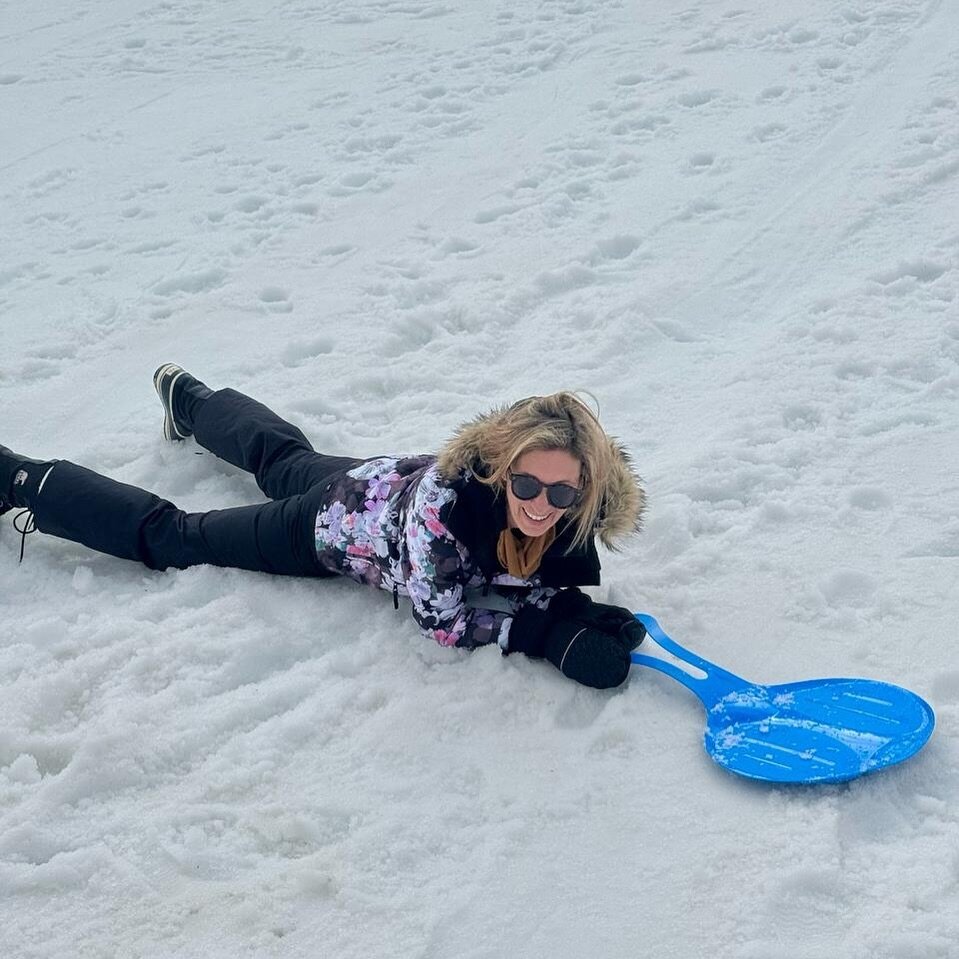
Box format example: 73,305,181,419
508,471,581,510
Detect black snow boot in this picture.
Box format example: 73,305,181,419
0,444,55,516
153,363,214,441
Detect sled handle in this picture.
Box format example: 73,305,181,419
630,613,748,708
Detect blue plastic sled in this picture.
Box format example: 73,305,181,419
631,613,935,785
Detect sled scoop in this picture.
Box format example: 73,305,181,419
630,613,935,785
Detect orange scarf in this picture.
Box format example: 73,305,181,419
496,526,556,579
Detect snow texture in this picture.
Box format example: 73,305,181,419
1,1,957,957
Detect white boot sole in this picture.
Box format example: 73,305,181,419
153,363,191,441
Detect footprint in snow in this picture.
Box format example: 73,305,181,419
751,123,788,142
686,152,716,173
611,113,671,138
757,85,788,101
651,319,699,342
613,73,649,87
435,236,480,258
586,235,641,264
846,487,892,511
27,168,77,198
152,269,227,297
234,195,268,214
474,204,522,224
677,89,720,108
327,171,390,196
341,133,403,158
120,206,156,220
319,243,355,258
259,287,292,313
903,524,959,559
281,336,333,367
120,181,169,201
870,261,947,286
534,265,598,297
677,197,723,221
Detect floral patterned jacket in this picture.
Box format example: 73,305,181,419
312,455,606,651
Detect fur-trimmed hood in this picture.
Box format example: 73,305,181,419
437,419,646,551
592,440,647,549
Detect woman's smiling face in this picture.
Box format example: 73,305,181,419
505,448,583,537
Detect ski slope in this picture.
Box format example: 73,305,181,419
1,1,957,956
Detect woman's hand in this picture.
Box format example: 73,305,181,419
548,589,647,651
541,619,631,689
508,598,636,689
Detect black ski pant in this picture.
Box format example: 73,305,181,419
28,389,362,575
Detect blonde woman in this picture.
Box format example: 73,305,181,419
1,366,646,687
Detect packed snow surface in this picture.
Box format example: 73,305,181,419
2,1,958,957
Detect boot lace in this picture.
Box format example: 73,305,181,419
12,509,36,563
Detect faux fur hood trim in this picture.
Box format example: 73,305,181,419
436,423,646,551
593,440,646,549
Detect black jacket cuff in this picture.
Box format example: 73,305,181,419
506,605,552,657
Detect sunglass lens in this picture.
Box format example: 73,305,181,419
547,486,578,509
511,475,542,500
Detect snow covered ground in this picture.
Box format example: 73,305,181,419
2,0,957,956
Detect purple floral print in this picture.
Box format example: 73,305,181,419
313,456,561,650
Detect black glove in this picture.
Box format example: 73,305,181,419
508,604,631,689
544,619,631,689
547,589,647,652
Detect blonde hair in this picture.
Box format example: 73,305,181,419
437,391,640,551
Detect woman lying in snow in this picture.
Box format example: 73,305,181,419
1,366,647,688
